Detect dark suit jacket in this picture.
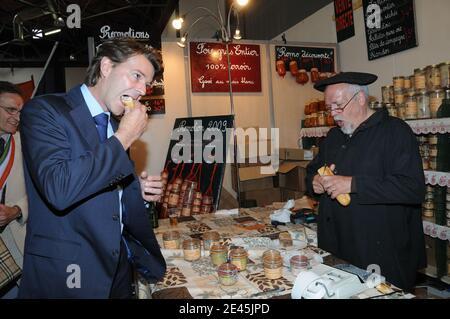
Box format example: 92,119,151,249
18,85,166,298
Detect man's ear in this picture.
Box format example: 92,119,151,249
100,57,113,79
357,90,366,106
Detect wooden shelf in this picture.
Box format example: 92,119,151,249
300,126,334,138
405,117,450,134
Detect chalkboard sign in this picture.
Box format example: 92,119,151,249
275,46,336,73
163,115,234,210
190,42,261,93
334,0,355,43
363,0,417,61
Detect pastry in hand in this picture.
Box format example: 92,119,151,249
121,95,134,109
317,165,351,206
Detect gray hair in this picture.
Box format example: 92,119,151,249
347,84,369,99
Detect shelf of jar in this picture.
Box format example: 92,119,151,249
300,126,334,138
424,170,450,187
405,117,450,134
422,219,450,242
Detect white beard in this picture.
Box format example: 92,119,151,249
334,116,355,135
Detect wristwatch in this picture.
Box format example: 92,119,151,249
13,205,22,221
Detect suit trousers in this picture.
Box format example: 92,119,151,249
109,237,134,299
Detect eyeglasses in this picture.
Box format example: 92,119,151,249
0,105,21,116
325,90,361,113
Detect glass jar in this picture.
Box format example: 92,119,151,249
382,86,394,103
429,89,444,118
162,230,181,249
279,232,293,247
393,76,405,90
394,89,405,105
429,156,437,170
168,207,180,226
317,111,326,127
422,156,430,170
229,247,248,271
414,68,426,90
181,203,192,217
200,204,212,214
404,77,412,89
217,263,238,286
191,205,201,215
423,201,434,210
202,195,213,205
183,238,201,261
309,113,318,127
168,184,180,207
416,90,430,119
429,144,438,157
210,244,228,266
385,103,398,117
409,75,416,90
174,177,183,186
422,209,434,218
290,255,309,277
426,64,441,91
311,67,319,83
202,231,221,251
439,61,450,88
263,252,283,280
296,69,309,85
428,134,438,145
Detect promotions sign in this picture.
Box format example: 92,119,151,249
189,42,261,93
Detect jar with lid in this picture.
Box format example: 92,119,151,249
163,230,181,249
290,255,309,276
263,251,283,280
309,113,318,127
181,203,192,217
229,247,248,271
404,76,412,89
296,69,309,85
422,209,434,218
393,76,405,90
422,156,430,170
409,75,416,90
439,61,450,88
217,263,238,286
429,89,444,118
428,134,438,145
414,68,426,90
191,205,201,215
416,90,431,119
168,183,181,207
200,204,212,214
183,238,201,261
381,86,394,103
385,103,398,117
317,111,326,127
210,244,228,266
425,64,441,91
394,89,405,105
202,231,221,250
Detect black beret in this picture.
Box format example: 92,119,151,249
314,72,378,92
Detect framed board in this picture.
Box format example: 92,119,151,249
163,115,234,210
189,42,261,93
363,0,417,61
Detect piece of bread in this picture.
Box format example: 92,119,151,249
317,165,351,206
121,96,134,109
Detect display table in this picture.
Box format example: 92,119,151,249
149,206,413,299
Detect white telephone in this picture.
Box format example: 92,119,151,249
292,264,367,299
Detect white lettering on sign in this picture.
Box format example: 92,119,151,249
99,25,150,39
366,4,381,29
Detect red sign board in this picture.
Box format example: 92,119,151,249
189,42,261,93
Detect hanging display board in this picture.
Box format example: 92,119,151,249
334,0,355,42
163,115,234,210
275,45,336,73
189,42,261,93
363,0,417,61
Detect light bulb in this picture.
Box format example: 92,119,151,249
236,0,249,7
172,17,184,30
233,29,242,40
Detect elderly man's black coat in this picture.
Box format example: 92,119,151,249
306,108,426,290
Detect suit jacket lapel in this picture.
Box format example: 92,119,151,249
66,85,101,148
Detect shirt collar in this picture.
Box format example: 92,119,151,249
80,84,110,119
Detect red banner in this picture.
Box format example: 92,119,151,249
189,42,261,93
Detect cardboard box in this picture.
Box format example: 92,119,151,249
279,148,318,161
277,161,310,192
231,164,276,192
240,188,282,207
280,188,305,201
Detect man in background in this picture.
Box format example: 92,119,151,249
0,81,28,298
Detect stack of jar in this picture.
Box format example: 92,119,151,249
417,134,438,170
304,100,333,127
423,185,435,218
384,61,450,121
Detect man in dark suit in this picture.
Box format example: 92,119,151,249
18,38,166,298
